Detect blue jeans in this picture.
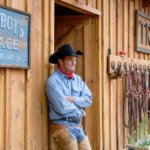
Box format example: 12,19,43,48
53,120,86,143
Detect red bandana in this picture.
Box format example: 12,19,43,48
58,67,73,79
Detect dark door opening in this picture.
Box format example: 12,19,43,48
49,3,98,149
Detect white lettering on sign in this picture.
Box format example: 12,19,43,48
140,21,150,45
19,22,24,38
146,23,150,45
0,53,4,59
7,16,13,30
6,38,12,50
14,19,18,34
0,37,19,51
0,13,6,28
13,39,19,50
6,54,13,60
0,37,6,49
0,13,25,38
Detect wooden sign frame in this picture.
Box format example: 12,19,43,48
136,9,150,54
0,4,31,69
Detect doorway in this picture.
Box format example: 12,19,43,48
49,3,100,149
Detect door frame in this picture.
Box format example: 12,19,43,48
49,1,102,149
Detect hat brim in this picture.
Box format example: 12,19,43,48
49,51,83,64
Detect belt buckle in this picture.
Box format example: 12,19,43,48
68,118,72,122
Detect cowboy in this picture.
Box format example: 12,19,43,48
45,44,92,150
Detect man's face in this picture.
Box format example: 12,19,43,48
58,56,76,73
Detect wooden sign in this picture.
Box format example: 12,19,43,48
136,10,150,53
0,5,31,69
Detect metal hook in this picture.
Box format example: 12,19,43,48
118,61,121,68
133,64,138,71
111,61,115,71
124,62,127,71
129,63,132,70
143,65,146,73
138,64,142,73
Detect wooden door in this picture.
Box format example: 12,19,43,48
53,15,96,148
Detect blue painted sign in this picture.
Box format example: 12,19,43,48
0,5,31,69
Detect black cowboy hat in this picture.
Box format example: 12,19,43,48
49,44,83,64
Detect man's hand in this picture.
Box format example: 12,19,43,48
66,96,74,103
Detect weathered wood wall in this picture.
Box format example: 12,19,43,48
101,0,150,150
1,0,150,150
0,0,54,149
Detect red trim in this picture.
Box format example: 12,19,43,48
119,51,126,55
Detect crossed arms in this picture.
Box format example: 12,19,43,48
45,79,92,115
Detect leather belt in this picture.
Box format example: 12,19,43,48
53,117,81,123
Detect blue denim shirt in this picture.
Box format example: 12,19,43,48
45,69,92,121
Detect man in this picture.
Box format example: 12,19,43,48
45,44,92,150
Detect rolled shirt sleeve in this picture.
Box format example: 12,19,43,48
73,80,92,108
45,79,79,115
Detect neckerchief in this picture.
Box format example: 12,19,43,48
58,67,73,79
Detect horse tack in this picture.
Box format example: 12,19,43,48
110,61,150,135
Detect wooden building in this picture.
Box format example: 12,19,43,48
0,0,150,150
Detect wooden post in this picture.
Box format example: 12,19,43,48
109,0,117,149
96,15,103,150
102,0,110,149
0,1,5,150
123,0,129,147
26,0,44,149
5,1,26,150
49,0,54,76
84,24,93,145
43,0,49,149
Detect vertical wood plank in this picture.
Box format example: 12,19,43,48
0,0,5,4
123,0,128,56
86,0,91,7
0,68,5,150
95,15,102,150
91,16,100,150
128,0,134,58
96,0,101,10
123,0,129,147
6,69,25,150
84,25,93,146
128,0,134,144
26,0,35,149
144,7,149,60
5,0,11,6
116,0,123,149
102,0,110,149
49,0,54,76
82,0,85,5
134,0,140,142
0,1,6,150
26,0,43,149
134,0,140,59
91,0,96,9
109,0,117,149
139,0,144,60
31,0,43,149
43,0,49,149
5,0,26,150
